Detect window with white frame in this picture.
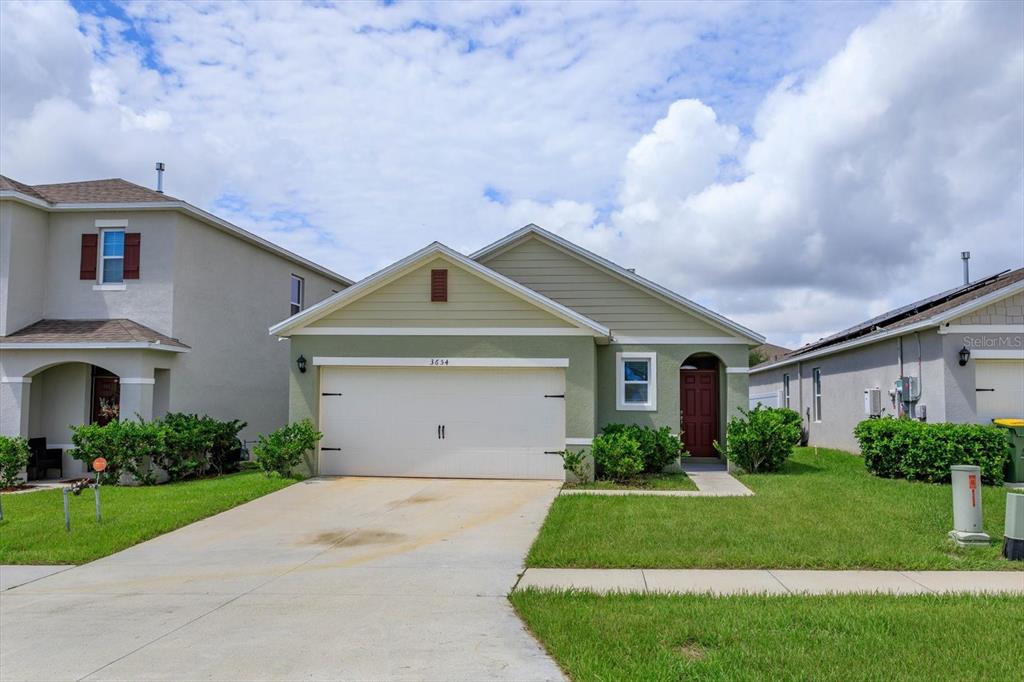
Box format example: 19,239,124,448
783,373,791,408
100,229,125,283
812,367,822,421
616,352,657,411
290,274,304,316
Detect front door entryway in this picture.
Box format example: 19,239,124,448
91,369,120,425
680,356,720,457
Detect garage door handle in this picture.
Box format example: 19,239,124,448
322,447,342,451
544,451,562,455
321,392,343,396
437,425,442,439
544,394,565,398
976,388,996,392
442,424,446,439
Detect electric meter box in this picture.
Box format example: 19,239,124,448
895,376,920,402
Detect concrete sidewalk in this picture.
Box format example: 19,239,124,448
517,568,1024,595
0,565,73,591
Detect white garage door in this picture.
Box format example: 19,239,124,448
318,365,566,479
975,359,1024,423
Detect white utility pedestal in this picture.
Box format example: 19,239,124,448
948,465,991,547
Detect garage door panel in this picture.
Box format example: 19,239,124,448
975,359,1024,423
318,365,566,479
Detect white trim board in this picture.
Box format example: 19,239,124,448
472,224,765,344
613,336,750,345
972,350,1024,360
566,438,593,446
312,357,571,368
0,376,32,383
725,367,750,374
269,241,610,338
119,378,156,385
0,342,189,352
940,325,1024,334
291,327,594,336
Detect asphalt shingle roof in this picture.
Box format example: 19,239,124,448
0,176,177,204
2,319,190,350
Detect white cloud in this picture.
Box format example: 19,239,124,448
0,0,1019,347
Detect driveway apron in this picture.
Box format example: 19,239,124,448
0,477,564,681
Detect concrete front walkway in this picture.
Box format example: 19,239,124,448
1,477,565,682
561,458,754,497
517,568,1024,595
0,565,73,591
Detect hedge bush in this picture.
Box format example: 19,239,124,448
0,435,31,488
253,419,322,477
854,418,1010,484
600,424,681,472
715,406,802,473
591,431,644,482
71,419,165,484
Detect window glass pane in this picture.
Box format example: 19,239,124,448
624,383,648,403
290,276,303,306
102,258,124,283
623,360,649,382
103,231,125,257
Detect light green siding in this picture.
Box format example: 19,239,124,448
480,236,727,336
595,343,748,448
288,335,597,474
309,257,574,328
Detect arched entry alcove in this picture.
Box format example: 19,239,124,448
679,353,721,457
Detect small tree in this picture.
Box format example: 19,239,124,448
715,406,801,473
0,436,31,488
253,419,322,477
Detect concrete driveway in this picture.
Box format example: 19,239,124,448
0,477,564,681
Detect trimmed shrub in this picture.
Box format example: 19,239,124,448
0,436,31,488
591,431,644,482
854,418,1010,484
158,413,246,481
601,424,681,472
71,419,165,484
253,419,322,477
715,405,802,473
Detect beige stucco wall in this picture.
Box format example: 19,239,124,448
480,236,726,336
0,202,49,336
309,256,573,329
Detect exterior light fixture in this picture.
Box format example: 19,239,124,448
297,354,307,373
958,346,970,367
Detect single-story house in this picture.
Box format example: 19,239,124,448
749,268,1024,452
270,224,765,480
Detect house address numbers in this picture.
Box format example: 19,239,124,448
429,358,450,366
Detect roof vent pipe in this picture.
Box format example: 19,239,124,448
155,162,165,193
961,251,970,285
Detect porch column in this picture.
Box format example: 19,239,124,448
0,376,31,437
724,368,750,473
118,377,155,422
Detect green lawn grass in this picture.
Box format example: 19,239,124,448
511,590,1022,682
566,472,697,491
0,472,294,565
528,447,1020,570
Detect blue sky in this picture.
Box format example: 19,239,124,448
1,1,1021,346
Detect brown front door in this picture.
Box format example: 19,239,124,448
91,375,120,425
680,369,719,457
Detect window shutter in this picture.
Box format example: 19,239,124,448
430,268,448,302
124,233,141,279
80,234,98,280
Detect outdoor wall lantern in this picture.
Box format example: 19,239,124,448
297,354,308,373
958,346,970,366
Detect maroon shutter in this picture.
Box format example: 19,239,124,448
124,233,141,279
80,234,98,280
430,269,448,302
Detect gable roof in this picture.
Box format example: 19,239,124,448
269,241,611,337
0,175,352,286
471,224,764,344
751,268,1024,373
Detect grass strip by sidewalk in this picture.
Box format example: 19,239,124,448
564,472,698,491
0,471,294,565
528,447,1019,570
511,589,1022,682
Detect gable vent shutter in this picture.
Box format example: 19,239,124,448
124,233,141,279
80,234,98,280
430,268,448,302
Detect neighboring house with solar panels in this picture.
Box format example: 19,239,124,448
0,174,351,479
749,269,1024,452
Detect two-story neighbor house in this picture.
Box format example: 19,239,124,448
749,268,1024,452
270,224,764,480
0,175,350,478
